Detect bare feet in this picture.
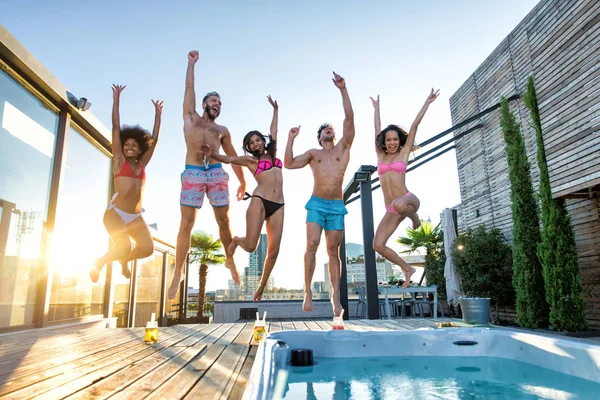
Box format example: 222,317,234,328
302,290,313,312
168,270,183,300
411,214,422,230
403,266,416,288
119,260,131,279
331,299,344,317
253,283,266,302
227,236,239,257
225,257,240,285
89,260,103,283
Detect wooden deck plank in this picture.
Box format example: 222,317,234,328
0,328,139,375
350,320,386,331
291,321,309,330
0,327,166,383
312,320,332,331
228,345,257,400
343,321,366,331
280,321,296,331
143,323,242,400
67,324,234,400
0,327,109,359
0,329,149,397
3,327,190,399
267,321,282,333
181,323,250,399
219,323,257,399
17,325,208,400
106,324,226,400
303,320,325,331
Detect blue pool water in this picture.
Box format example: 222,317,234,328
275,356,599,399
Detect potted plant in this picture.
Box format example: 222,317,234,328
451,226,514,325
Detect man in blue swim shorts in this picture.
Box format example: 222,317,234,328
284,71,355,317
168,50,246,300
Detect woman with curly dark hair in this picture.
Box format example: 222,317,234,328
370,89,438,288
201,96,283,301
90,84,163,282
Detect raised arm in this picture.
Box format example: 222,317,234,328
140,99,163,166
183,50,199,122
403,88,439,155
267,95,278,140
370,95,381,140
200,144,256,168
221,128,247,201
332,72,355,149
111,84,125,162
284,126,311,169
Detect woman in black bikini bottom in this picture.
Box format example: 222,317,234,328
200,96,284,301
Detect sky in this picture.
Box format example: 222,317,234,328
1,0,539,290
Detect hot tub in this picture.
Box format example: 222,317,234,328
243,327,600,399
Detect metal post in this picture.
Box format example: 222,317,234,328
35,111,70,328
159,251,167,326
339,231,348,320
359,170,379,320
128,260,138,327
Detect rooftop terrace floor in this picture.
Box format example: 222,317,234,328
1,318,597,399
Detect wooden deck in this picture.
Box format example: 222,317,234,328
0,318,460,399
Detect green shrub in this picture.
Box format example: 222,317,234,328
524,77,587,331
500,97,549,328
451,226,514,320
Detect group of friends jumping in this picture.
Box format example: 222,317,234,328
89,50,439,317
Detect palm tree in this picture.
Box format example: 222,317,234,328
396,221,442,256
189,231,226,320
397,221,447,301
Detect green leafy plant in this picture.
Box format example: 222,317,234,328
451,226,514,321
500,96,549,329
524,77,587,332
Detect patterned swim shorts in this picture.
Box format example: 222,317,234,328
180,164,229,208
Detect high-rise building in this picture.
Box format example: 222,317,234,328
324,259,397,292
323,263,331,294
312,281,326,293
243,233,268,296
345,260,394,284
345,243,363,258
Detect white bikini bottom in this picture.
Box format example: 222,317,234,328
107,193,144,225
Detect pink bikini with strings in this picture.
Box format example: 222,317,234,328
377,160,412,216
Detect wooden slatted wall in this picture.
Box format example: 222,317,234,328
449,0,600,329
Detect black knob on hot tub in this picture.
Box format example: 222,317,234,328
290,348,313,366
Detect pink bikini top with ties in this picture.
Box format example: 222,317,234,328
377,160,407,175
255,157,283,176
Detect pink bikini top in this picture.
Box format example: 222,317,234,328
115,161,145,180
255,157,283,176
378,160,407,175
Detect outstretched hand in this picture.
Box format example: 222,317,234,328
370,95,380,108
112,84,126,100
200,143,213,157
332,71,346,89
288,126,301,139
267,95,278,109
188,50,199,64
152,99,164,115
236,184,245,201
426,88,440,104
